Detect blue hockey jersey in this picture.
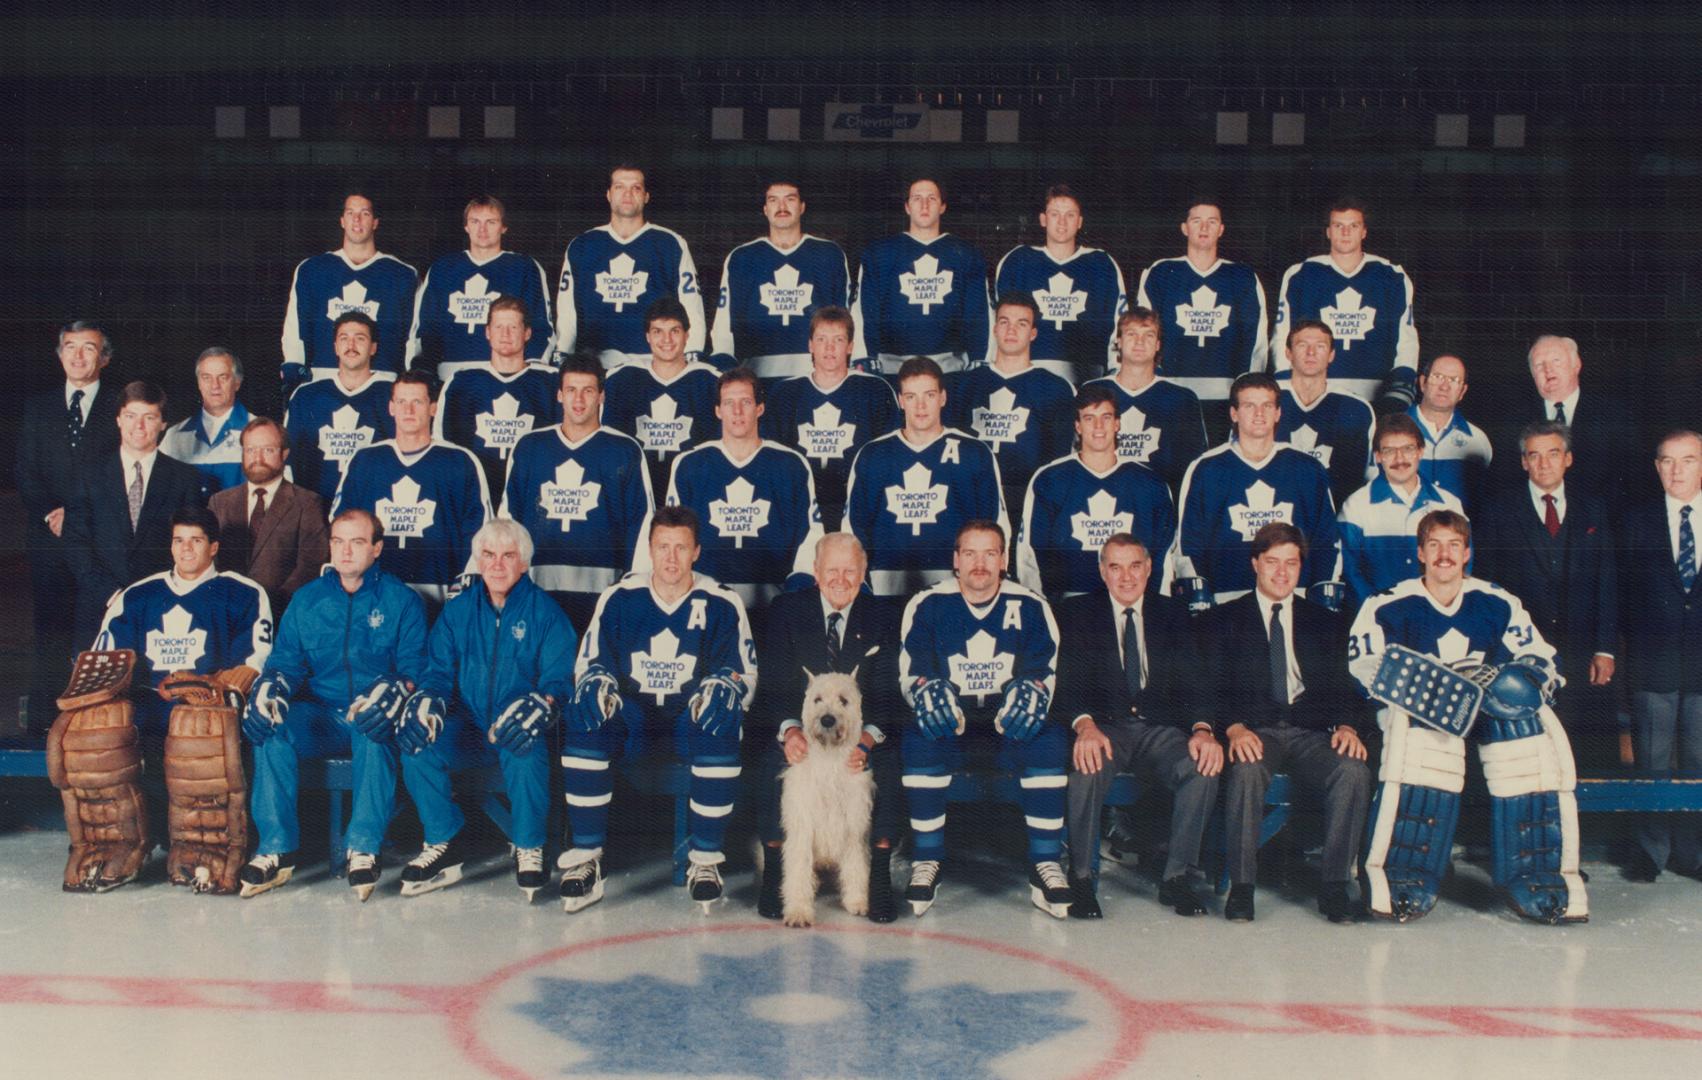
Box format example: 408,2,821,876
282,250,418,381
1272,254,1417,401
160,401,252,494
852,232,991,374
1276,387,1376,507
761,372,898,531
95,569,273,691
946,364,1077,516
710,236,851,378
406,249,555,378
556,223,707,366
1017,455,1176,599
992,245,1126,384
845,429,1009,597
899,579,1059,710
501,426,653,599
433,364,562,497
1168,442,1340,601
263,565,428,710
420,574,578,727
1081,375,1208,498
1347,576,1557,698
1337,474,1464,610
332,440,492,598
1408,405,1494,510
283,372,397,502
1136,256,1270,401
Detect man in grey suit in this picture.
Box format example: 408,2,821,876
209,416,329,616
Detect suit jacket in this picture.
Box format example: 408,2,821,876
754,587,902,737
1497,386,1647,508
1205,592,1366,734
209,480,329,614
1618,498,1702,694
1054,591,1202,733
15,382,121,540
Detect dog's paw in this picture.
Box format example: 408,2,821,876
843,896,868,917
782,906,816,928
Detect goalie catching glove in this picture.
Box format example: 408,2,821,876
688,670,745,738
347,676,411,742
995,679,1051,742
489,692,557,754
1469,656,1556,724
565,667,621,732
395,691,446,755
911,677,963,740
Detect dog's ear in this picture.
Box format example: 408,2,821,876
848,663,860,681
802,666,818,683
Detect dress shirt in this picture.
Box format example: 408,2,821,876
1254,588,1304,706
1666,492,1702,579
118,447,160,495
66,380,100,424
249,477,284,520
1529,480,1567,526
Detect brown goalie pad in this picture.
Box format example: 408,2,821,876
164,702,249,894
47,650,149,893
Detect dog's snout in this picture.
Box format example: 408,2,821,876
820,714,838,729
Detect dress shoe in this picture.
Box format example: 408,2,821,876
1068,876,1103,919
1224,883,1255,922
1318,881,1357,924
1623,848,1661,884
1158,875,1208,917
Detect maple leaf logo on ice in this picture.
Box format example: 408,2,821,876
1070,489,1134,550
1176,284,1231,344
474,392,536,459
636,394,692,457
631,627,697,704
326,280,379,322
1319,286,1376,350
1116,404,1160,464
448,273,497,333
948,629,1015,701
145,604,207,672
595,252,649,311
707,476,771,546
541,458,601,530
798,401,856,463
899,253,954,313
759,264,813,324
1227,479,1295,541
971,387,1031,448
375,475,437,547
1434,627,1481,669
1287,423,1333,468
1033,271,1087,330
318,405,375,464
884,461,949,536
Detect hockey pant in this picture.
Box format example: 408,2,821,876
902,721,1071,863
1477,707,1587,922
1363,708,1467,921
561,711,742,855
400,708,550,850
251,700,399,857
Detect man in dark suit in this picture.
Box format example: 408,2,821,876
1211,522,1372,923
1061,532,1222,919
1506,334,1646,509
62,380,207,648
209,416,328,617
14,320,122,735
753,531,904,922
1475,420,1619,769
1618,429,1702,882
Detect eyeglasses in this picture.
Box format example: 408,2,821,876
1425,374,1464,386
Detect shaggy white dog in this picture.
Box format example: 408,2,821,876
780,670,875,927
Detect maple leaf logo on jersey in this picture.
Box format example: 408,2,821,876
1227,479,1295,541
636,394,692,457
1069,489,1134,550
1175,284,1231,345
326,280,380,322
759,264,814,324
1287,423,1333,468
707,476,772,547
947,629,1015,701
1033,271,1087,330
145,604,208,673
318,405,376,464
632,627,697,704
899,253,954,313
798,401,856,463
448,273,497,333
1116,404,1160,464
1434,627,1481,669
1319,287,1376,350
884,461,949,536
971,387,1031,448
595,252,649,311
375,475,437,547
474,392,536,459
541,458,602,531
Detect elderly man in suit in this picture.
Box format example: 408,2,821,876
1508,334,1645,508
1061,532,1222,920
753,531,904,922
209,416,329,616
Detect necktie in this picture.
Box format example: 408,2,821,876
250,487,268,539
67,390,84,451
1543,494,1560,539
1121,606,1143,698
1680,506,1697,592
127,461,144,529
1553,400,1567,425
826,610,843,667
1269,602,1288,706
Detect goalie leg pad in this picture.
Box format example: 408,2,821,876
164,703,249,895
1364,712,1466,922
1478,707,1586,923
49,699,150,893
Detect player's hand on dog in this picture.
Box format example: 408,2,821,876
1072,717,1114,774
783,726,809,765
1188,727,1224,776
1226,723,1263,764
847,742,869,773
1331,725,1367,761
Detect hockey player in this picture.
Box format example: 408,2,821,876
283,312,396,502
1273,321,1375,507
761,305,897,531
602,296,723,503
1337,413,1464,611
1136,200,1269,437
407,194,554,380
281,192,418,394
1082,307,1209,498
556,165,707,367
992,184,1126,385
899,520,1071,918
1017,383,1176,600
851,177,991,376
1407,353,1492,511
433,296,561,496
558,506,757,911
502,352,652,633
159,348,251,494
947,292,1076,524
1168,373,1340,604
1272,199,1417,410
394,520,577,901
1350,509,1586,924
845,356,1008,597
710,180,852,378
239,508,428,901
332,371,492,610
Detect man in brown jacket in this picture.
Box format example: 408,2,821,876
210,416,328,616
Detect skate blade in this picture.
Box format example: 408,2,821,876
561,878,605,913
907,893,936,917
1029,885,1070,920
239,866,294,899
520,886,540,903
352,882,377,902
400,864,464,897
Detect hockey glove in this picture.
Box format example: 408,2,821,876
688,670,745,738
1375,368,1418,415
348,676,411,743
280,362,308,399
911,678,963,740
1309,580,1346,613
243,671,293,745
489,692,557,754
395,691,446,755
1474,657,1555,723
1175,576,1214,614
994,679,1051,743
564,667,621,733
159,670,243,710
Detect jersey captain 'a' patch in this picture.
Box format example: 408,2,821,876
759,264,814,323
899,253,954,313
885,462,949,535
1228,479,1294,540
1175,284,1231,344
448,273,496,333
1033,271,1087,330
948,628,1014,701
145,605,208,672
595,253,649,311
375,475,437,545
1320,287,1376,349
632,627,696,703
